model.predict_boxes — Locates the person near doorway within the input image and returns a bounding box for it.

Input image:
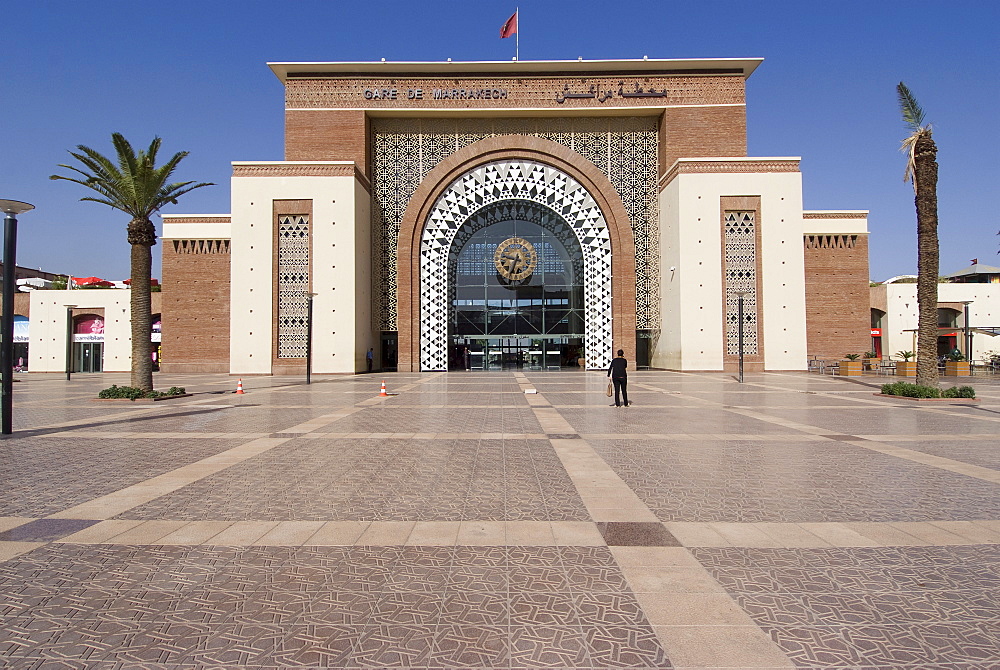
[366,347,374,373]
[463,346,471,370]
[607,349,630,407]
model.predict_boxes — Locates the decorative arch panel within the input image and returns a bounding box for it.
[419,160,612,370]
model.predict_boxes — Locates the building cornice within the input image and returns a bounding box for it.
[231,162,371,191]
[659,157,800,188]
[160,215,232,223]
[269,58,763,83]
[803,211,868,219]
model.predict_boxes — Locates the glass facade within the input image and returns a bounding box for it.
[449,216,584,370]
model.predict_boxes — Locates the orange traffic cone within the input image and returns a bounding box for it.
[379,380,388,397]
[235,378,246,395]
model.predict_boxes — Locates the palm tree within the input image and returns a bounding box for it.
[897,83,939,388]
[51,133,213,392]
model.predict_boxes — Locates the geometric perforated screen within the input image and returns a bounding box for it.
[419,160,613,371]
[723,211,759,356]
[371,116,659,333]
[277,214,309,358]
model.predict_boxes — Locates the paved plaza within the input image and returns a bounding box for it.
[1,369,999,669]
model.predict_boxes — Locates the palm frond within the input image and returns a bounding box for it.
[51,133,213,219]
[897,82,926,131]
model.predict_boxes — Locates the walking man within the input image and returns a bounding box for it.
[366,347,374,373]
[607,349,630,407]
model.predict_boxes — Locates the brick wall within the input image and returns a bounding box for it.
[803,234,871,358]
[660,105,747,173]
[285,110,369,177]
[161,239,231,373]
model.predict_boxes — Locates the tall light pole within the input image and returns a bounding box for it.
[735,291,748,384]
[961,300,973,362]
[65,305,77,381]
[0,199,34,435]
[305,292,317,384]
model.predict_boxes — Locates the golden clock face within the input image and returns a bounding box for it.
[494,237,538,281]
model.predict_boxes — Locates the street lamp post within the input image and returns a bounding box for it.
[735,291,749,384]
[305,293,317,384]
[65,305,77,381]
[0,199,34,435]
[961,301,973,362]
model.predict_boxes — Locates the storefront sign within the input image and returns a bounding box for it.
[870,328,881,336]
[13,316,28,343]
[74,317,104,343]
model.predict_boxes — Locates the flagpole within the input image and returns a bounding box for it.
[515,7,519,61]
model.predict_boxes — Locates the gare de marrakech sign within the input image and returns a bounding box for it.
[281,74,741,110]
[361,81,673,104]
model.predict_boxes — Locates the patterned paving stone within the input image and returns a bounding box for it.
[693,545,1000,668]
[117,438,590,522]
[589,437,1000,523]
[2,370,1000,668]
[0,437,246,517]
[0,543,667,668]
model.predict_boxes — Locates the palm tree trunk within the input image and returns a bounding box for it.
[914,133,939,387]
[129,219,155,392]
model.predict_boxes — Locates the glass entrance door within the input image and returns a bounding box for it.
[73,343,103,373]
[449,202,584,370]
[454,337,584,370]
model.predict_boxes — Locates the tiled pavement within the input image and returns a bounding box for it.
[1,370,999,668]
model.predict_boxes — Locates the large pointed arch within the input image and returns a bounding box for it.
[397,135,636,371]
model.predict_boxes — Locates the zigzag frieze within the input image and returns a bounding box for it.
[802,212,868,219]
[660,159,800,187]
[163,217,231,224]
[232,164,371,190]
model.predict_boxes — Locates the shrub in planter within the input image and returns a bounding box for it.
[98,385,186,401]
[942,385,976,399]
[880,382,977,399]
[880,382,941,398]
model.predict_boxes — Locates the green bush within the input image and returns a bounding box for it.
[942,386,976,399]
[98,385,146,400]
[880,382,976,399]
[98,385,186,401]
[880,382,940,398]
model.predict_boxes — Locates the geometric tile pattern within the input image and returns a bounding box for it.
[693,544,1000,667]
[588,437,1000,523]
[724,210,759,355]
[421,160,612,371]
[5,368,1000,668]
[276,214,310,358]
[117,437,591,521]
[371,116,659,333]
[0,544,669,668]
[0,436,246,517]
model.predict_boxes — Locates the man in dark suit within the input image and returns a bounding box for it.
[607,349,630,407]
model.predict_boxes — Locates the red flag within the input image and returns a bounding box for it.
[500,11,517,38]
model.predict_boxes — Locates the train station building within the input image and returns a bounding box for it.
[161,58,870,374]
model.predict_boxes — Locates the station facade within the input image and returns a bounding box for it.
[161,58,870,374]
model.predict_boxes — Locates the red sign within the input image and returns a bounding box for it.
[870,328,881,336]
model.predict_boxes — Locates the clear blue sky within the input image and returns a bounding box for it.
[2,0,996,282]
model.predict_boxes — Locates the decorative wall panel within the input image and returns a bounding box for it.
[420,160,612,371]
[277,215,310,358]
[371,117,659,332]
[723,211,759,355]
